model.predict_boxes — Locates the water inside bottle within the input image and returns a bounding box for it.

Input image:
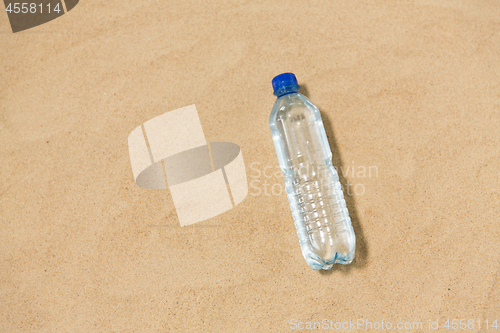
[271,92,355,269]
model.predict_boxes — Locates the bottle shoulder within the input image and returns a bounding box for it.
[269,93,320,126]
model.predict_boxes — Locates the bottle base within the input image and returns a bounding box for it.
[320,259,354,270]
[307,254,355,271]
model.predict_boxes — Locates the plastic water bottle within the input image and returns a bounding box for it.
[269,73,356,270]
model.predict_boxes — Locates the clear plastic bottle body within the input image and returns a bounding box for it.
[269,91,356,270]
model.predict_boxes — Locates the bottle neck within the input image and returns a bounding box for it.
[274,84,300,98]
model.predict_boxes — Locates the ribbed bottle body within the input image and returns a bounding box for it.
[269,92,355,270]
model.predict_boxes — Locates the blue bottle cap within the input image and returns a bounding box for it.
[272,73,299,94]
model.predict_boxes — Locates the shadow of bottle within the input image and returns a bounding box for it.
[300,85,369,274]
